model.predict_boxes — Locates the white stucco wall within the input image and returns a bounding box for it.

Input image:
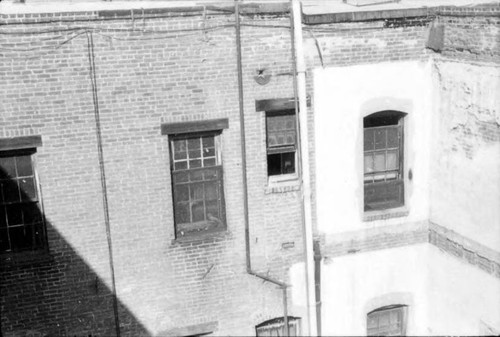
[430,61,500,251]
[318,244,500,336]
[313,60,433,235]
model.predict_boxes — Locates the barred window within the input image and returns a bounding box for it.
[0,149,46,253]
[364,111,405,211]
[266,109,297,177]
[367,305,408,336]
[170,132,225,238]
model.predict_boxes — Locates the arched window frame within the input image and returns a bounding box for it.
[367,304,408,336]
[363,110,407,212]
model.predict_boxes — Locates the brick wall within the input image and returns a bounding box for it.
[0,7,306,336]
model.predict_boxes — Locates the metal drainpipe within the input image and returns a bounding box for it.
[234,1,289,336]
[292,1,318,336]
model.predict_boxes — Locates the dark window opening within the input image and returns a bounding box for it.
[266,109,297,177]
[364,111,405,211]
[170,132,226,238]
[367,305,408,336]
[0,149,46,254]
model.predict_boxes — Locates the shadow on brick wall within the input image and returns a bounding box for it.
[0,165,150,337]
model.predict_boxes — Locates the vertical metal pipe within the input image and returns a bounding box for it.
[234,2,290,334]
[283,287,290,336]
[86,31,121,337]
[234,0,252,273]
[292,1,318,335]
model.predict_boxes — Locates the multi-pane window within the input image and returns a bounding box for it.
[256,317,301,337]
[266,109,297,177]
[170,132,225,238]
[0,149,45,253]
[364,111,405,211]
[367,305,408,336]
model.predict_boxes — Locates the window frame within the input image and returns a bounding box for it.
[0,136,47,255]
[265,109,298,183]
[255,316,301,337]
[363,111,406,213]
[162,119,228,240]
[367,305,408,336]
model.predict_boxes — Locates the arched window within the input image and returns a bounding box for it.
[255,316,301,337]
[367,305,408,336]
[363,111,406,211]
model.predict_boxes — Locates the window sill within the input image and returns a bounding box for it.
[171,229,230,246]
[0,249,54,269]
[363,207,409,222]
[265,177,301,194]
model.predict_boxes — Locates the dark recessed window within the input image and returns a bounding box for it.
[0,149,46,253]
[364,111,406,211]
[266,109,297,177]
[367,305,408,336]
[170,132,226,238]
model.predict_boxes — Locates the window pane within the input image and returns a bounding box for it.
[188,149,201,160]
[190,170,203,181]
[174,185,189,202]
[202,136,214,148]
[16,155,33,177]
[10,225,34,251]
[364,155,374,173]
[374,153,386,172]
[0,157,16,178]
[189,159,202,169]
[204,168,217,180]
[174,202,190,224]
[3,181,20,203]
[387,128,399,148]
[174,171,189,183]
[173,140,187,160]
[375,129,386,150]
[204,182,218,201]
[204,148,215,157]
[379,312,390,327]
[364,129,375,151]
[6,204,23,226]
[174,161,187,171]
[191,202,205,222]
[281,152,295,174]
[19,177,37,201]
[203,158,216,167]
[187,138,201,150]
[190,183,204,200]
[206,200,220,221]
[285,131,296,145]
[0,208,6,228]
[387,151,398,170]
[23,203,42,225]
[268,154,281,176]
[0,228,9,252]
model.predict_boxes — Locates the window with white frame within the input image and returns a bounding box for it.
[364,111,406,211]
[266,109,297,178]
